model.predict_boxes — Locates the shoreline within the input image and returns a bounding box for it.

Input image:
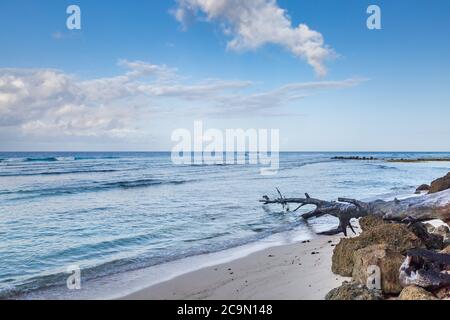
[14,189,432,300]
[16,223,327,300]
[120,233,352,300]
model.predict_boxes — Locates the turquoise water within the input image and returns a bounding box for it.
[0,152,449,298]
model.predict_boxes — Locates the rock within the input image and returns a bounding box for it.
[429,172,450,194]
[425,223,450,246]
[423,222,435,233]
[408,222,444,250]
[359,216,388,232]
[352,244,404,294]
[398,286,438,300]
[325,281,382,300]
[416,184,430,192]
[434,286,450,299]
[440,246,450,254]
[332,223,424,276]
[399,248,450,289]
[436,225,450,237]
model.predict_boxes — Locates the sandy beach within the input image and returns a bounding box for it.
[122,233,351,300]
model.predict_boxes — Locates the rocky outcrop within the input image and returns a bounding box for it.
[429,172,450,194]
[325,281,382,300]
[332,223,424,276]
[329,210,449,299]
[398,286,438,300]
[352,244,404,294]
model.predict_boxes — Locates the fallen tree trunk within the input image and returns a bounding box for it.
[260,189,450,236]
[399,248,450,289]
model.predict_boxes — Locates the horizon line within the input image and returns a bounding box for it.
[1,150,450,153]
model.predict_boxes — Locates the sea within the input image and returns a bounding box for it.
[0,151,449,299]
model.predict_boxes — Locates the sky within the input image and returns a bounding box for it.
[0,0,449,151]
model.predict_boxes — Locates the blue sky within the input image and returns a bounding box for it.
[0,0,449,151]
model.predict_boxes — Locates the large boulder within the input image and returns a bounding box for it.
[325,281,382,300]
[429,172,450,194]
[332,223,424,276]
[398,286,437,300]
[359,216,388,232]
[352,244,404,294]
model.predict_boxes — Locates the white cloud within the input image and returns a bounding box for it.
[203,78,366,116]
[173,0,334,76]
[0,60,364,143]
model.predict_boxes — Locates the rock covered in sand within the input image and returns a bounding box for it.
[398,286,438,300]
[325,281,382,300]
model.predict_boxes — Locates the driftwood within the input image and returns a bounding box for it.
[260,188,450,236]
[399,248,450,289]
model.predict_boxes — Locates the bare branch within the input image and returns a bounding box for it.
[260,189,450,236]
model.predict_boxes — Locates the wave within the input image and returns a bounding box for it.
[4,178,194,200]
[368,164,399,170]
[102,178,188,189]
[74,156,120,161]
[0,156,120,163]
[0,157,72,163]
[0,219,307,299]
[0,169,119,177]
[390,185,416,191]
[25,157,61,162]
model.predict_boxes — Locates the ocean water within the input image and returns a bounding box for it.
[0,152,449,299]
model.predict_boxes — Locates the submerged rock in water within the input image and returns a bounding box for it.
[429,172,450,194]
[352,244,404,294]
[398,286,438,300]
[325,281,382,300]
[332,223,423,276]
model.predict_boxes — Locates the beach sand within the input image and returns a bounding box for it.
[121,233,351,300]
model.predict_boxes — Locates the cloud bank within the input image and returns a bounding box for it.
[173,0,334,76]
[0,60,364,145]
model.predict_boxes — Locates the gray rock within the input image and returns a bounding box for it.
[325,281,382,300]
